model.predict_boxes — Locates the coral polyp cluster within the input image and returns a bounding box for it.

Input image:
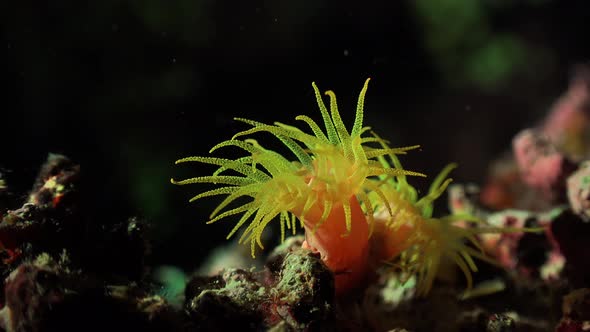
[365,136,497,295]
[172,79,422,256]
[172,79,502,295]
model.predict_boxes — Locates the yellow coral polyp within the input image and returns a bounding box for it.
[172,144,307,257]
[367,134,499,295]
[171,78,424,259]
[401,215,495,296]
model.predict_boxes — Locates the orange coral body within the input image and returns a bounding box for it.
[299,196,369,294]
[371,221,414,264]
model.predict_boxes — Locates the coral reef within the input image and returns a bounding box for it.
[3,69,590,331]
[175,71,590,331]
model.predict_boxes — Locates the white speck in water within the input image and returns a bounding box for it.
[273,18,278,23]
[172,58,177,63]
[343,49,349,56]
[111,23,119,32]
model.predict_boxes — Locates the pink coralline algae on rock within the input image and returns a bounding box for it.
[449,184,566,281]
[513,129,575,201]
[480,67,590,212]
[542,66,590,159]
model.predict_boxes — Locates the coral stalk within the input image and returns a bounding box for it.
[300,196,369,293]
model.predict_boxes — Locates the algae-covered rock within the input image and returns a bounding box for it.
[184,243,336,331]
[268,248,334,331]
[185,268,266,331]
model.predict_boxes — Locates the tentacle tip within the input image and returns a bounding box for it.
[170,178,178,184]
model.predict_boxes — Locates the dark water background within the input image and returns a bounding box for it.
[2,1,589,270]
